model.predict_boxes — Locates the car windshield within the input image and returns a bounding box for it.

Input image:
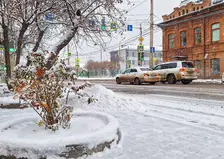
[140,68,150,71]
[182,62,194,68]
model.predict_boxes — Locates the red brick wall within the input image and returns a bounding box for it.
[162,3,224,78]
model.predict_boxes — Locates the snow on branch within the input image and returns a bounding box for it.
[9,51,92,132]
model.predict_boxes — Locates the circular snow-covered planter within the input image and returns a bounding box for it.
[0,110,121,159]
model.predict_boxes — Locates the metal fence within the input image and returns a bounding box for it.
[77,70,121,78]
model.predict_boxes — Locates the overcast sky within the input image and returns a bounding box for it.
[69,0,181,65]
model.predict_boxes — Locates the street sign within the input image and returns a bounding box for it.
[139,36,144,42]
[138,44,144,52]
[45,13,54,22]
[150,47,155,53]
[127,25,133,31]
[110,22,118,31]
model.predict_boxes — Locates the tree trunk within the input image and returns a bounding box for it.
[46,27,78,69]
[33,30,44,52]
[26,30,45,66]
[2,19,11,79]
[16,22,29,65]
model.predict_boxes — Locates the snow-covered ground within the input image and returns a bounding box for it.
[1,84,224,158]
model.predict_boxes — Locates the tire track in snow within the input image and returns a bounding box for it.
[120,94,224,135]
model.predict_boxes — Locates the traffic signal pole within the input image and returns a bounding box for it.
[140,23,143,66]
[149,0,154,69]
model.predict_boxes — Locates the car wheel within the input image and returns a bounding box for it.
[181,80,192,85]
[130,82,134,85]
[150,82,156,85]
[134,78,141,85]
[167,74,176,84]
[116,78,121,84]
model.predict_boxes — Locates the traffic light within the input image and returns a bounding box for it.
[101,18,106,30]
[89,19,96,28]
[110,22,118,31]
[141,52,144,61]
[138,52,141,64]
[127,59,131,68]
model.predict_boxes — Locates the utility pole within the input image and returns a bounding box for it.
[140,23,143,66]
[100,46,103,62]
[149,0,154,69]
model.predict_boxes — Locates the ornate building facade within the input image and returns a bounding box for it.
[159,0,224,78]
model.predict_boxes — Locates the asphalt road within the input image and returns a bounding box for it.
[77,80,224,101]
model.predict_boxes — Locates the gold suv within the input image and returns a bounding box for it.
[153,61,198,84]
[116,67,161,85]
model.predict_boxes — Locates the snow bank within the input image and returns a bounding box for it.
[78,77,114,81]
[193,79,222,84]
[0,109,121,159]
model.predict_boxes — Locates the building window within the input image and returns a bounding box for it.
[179,12,181,16]
[132,60,135,65]
[168,34,174,49]
[182,10,185,15]
[186,9,189,14]
[194,27,202,44]
[197,7,199,10]
[212,23,220,42]
[211,58,220,75]
[201,6,203,9]
[180,31,187,47]
[193,7,195,11]
[132,52,136,57]
[173,15,175,18]
[195,60,201,69]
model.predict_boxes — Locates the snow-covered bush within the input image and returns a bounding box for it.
[9,52,85,131]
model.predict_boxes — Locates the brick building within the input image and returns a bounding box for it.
[158,0,224,78]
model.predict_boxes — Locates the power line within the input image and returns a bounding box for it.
[79,27,162,57]
[126,0,148,13]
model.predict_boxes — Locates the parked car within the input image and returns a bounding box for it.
[152,61,198,84]
[116,67,161,85]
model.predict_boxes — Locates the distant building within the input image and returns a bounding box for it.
[158,0,224,78]
[110,47,162,72]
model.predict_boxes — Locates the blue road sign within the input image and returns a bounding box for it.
[150,47,155,53]
[127,25,133,31]
[45,13,54,21]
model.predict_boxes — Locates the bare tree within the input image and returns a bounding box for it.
[46,0,127,69]
[1,0,129,76]
[0,0,14,78]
